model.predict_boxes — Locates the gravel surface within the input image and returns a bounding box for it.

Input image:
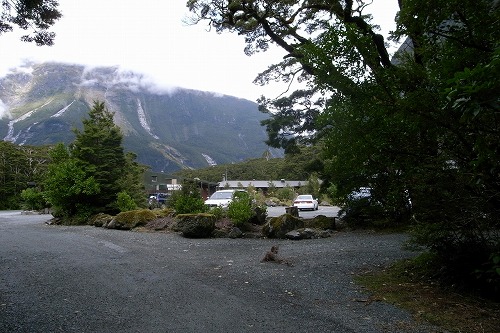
[0,211,443,333]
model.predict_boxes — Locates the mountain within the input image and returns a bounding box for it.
[0,62,281,173]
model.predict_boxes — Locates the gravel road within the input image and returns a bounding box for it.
[0,211,442,333]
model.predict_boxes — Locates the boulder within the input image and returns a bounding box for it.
[89,213,113,227]
[285,228,332,240]
[176,213,216,238]
[262,214,304,239]
[249,206,268,225]
[228,227,243,239]
[110,209,157,230]
[304,215,336,230]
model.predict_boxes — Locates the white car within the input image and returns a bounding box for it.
[204,189,242,208]
[293,194,319,211]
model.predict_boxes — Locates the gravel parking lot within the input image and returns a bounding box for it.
[0,211,441,333]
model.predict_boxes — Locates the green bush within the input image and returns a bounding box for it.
[208,206,226,220]
[116,191,137,212]
[168,180,206,214]
[172,195,206,214]
[275,187,296,201]
[227,191,253,226]
[20,188,46,211]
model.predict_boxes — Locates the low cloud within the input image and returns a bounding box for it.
[0,99,11,119]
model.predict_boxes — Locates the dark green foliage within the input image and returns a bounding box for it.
[0,141,50,209]
[43,143,100,220]
[188,0,500,297]
[71,101,127,214]
[42,102,145,222]
[0,0,61,45]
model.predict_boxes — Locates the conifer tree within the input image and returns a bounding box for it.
[71,101,127,214]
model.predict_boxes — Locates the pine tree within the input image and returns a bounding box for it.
[71,101,127,214]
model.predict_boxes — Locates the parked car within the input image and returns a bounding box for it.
[293,194,319,211]
[204,189,244,208]
[148,193,170,208]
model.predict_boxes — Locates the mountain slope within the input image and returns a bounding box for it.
[0,62,280,172]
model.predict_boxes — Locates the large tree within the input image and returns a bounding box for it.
[0,0,61,45]
[44,101,146,221]
[187,0,500,296]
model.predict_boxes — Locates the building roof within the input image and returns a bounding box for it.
[218,180,307,189]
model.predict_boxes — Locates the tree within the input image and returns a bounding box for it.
[71,101,128,214]
[0,141,50,209]
[43,143,99,219]
[43,101,146,221]
[187,0,500,296]
[0,0,61,45]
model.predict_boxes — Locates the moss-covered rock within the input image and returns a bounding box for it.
[304,215,336,230]
[112,209,158,230]
[89,213,114,227]
[262,214,304,239]
[176,213,216,238]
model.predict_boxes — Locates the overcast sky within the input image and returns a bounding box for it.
[0,1,399,101]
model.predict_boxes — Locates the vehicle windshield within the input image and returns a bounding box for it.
[296,195,313,200]
[209,192,233,200]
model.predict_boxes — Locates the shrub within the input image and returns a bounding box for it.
[168,180,206,214]
[227,191,253,226]
[208,206,226,220]
[275,187,296,201]
[116,191,137,212]
[20,188,46,211]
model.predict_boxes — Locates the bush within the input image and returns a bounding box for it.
[20,188,46,211]
[168,181,206,214]
[338,197,386,229]
[227,191,253,226]
[275,187,296,201]
[116,191,137,212]
[208,206,226,220]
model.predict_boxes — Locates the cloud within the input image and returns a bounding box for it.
[0,98,11,119]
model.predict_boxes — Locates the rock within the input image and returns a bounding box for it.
[249,206,267,225]
[89,213,113,227]
[228,227,243,239]
[262,214,304,238]
[305,215,336,230]
[176,213,216,238]
[285,228,332,240]
[111,209,157,230]
[284,230,302,240]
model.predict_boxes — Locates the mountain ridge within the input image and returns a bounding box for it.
[0,62,280,173]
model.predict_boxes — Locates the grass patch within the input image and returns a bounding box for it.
[355,259,500,333]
